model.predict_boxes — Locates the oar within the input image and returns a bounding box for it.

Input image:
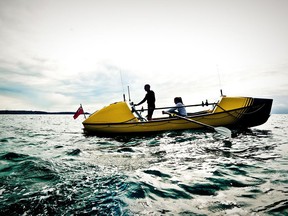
[164,111,232,138]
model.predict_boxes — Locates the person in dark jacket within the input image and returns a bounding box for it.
[135,84,156,120]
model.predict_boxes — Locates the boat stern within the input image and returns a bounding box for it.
[213,96,273,128]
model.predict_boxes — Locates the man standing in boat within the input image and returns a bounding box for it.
[135,84,156,120]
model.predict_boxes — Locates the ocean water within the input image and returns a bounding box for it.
[0,114,287,216]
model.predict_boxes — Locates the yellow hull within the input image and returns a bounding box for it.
[83,96,273,135]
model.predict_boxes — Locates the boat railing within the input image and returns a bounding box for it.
[133,102,217,112]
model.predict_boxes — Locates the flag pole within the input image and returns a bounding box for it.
[81,104,86,119]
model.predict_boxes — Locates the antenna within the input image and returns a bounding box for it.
[128,86,131,102]
[217,64,223,96]
[119,70,126,101]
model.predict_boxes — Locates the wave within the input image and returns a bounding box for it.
[0,115,287,215]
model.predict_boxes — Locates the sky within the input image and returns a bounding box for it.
[0,0,287,114]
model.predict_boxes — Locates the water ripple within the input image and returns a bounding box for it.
[0,114,287,215]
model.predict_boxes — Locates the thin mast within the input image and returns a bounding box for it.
[217,64,223,96]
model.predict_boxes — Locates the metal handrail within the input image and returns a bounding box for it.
[132,102,217,112]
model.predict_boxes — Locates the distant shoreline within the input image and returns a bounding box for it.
[0,110,90,115]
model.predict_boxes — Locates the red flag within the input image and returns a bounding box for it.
[73,106,84,119]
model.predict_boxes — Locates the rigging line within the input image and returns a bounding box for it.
[215,104,239,120]
[215,103,266,119]
[236,104,266,115]
[119,70,124,93]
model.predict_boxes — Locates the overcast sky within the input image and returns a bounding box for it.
[0,0,287,114]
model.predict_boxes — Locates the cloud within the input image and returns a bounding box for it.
[0,58,140,111]
[2,52,287,114]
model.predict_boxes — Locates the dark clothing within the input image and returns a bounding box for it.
[138,90,155,107]
[147,104,155,120]
[137,90,155,120]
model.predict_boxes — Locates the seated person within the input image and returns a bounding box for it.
[164,97,187,116]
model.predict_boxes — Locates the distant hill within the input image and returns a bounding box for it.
[0,110,89,115]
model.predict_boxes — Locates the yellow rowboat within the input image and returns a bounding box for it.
[82,96,273,136]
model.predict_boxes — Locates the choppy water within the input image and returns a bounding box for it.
[0,114,287,215]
